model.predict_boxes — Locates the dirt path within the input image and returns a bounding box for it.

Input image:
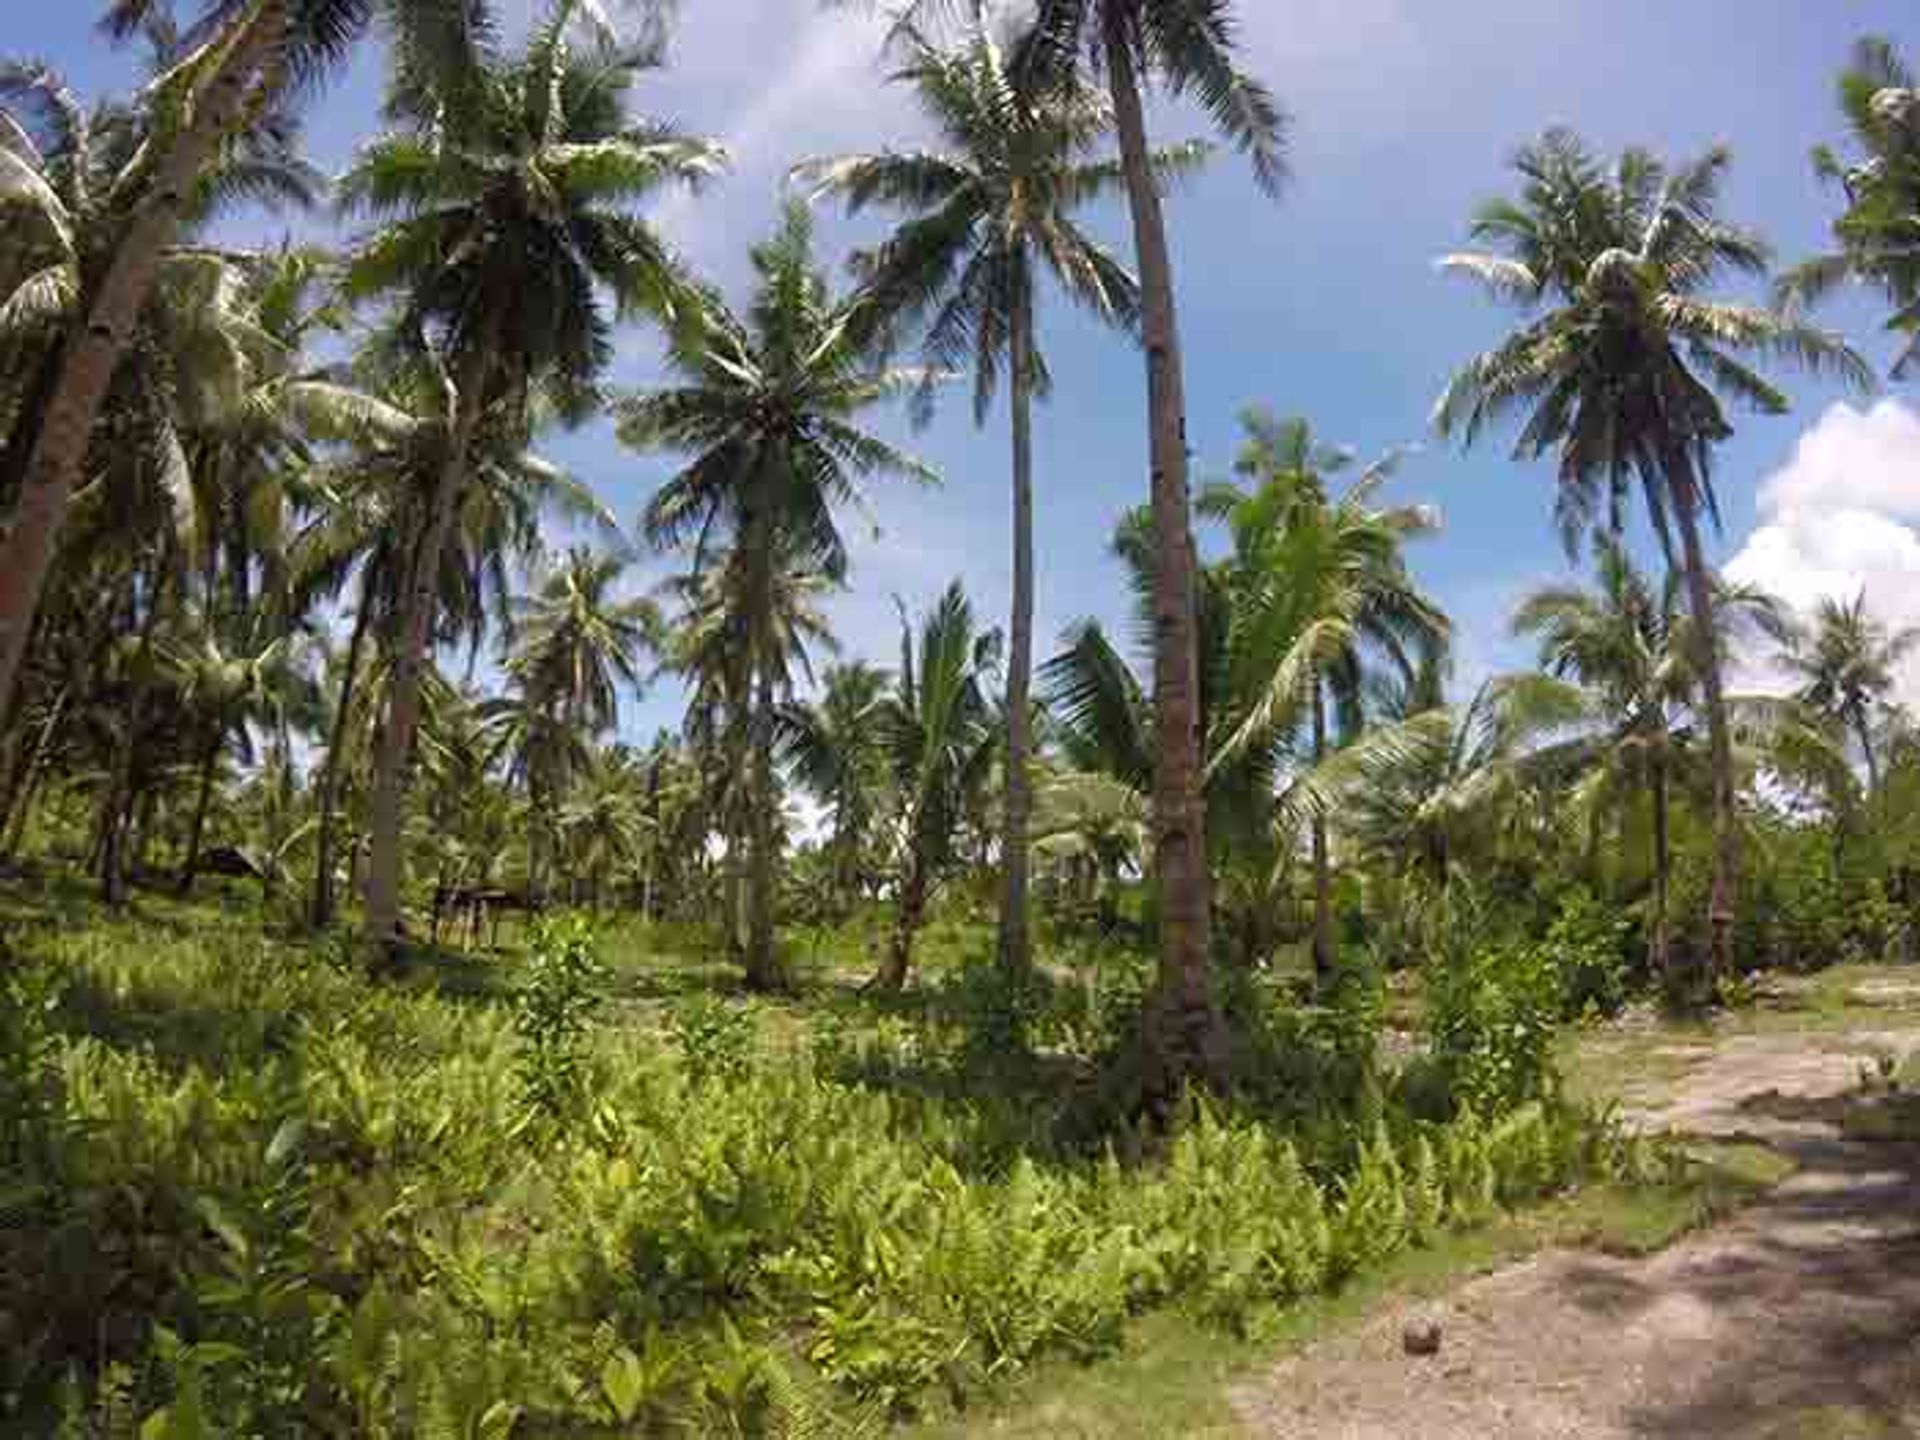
[1232,1015,1920,1439]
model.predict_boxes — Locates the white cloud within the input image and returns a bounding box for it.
[645,4,911,268]
[1725,399,1920,706]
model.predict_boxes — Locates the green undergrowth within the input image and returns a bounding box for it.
[905,1138,1791,1439]
[2,896,1702,1436]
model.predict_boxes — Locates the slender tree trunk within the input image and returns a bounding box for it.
[178,730,222,894]
[1856,709,1881,798]
[996,270,1038,979]
[310,568,375,928]
[0,3,288,720]
[1649,747,1671,976]
[877,846,928,992]
[364,339,494,948]
[528,775,550,903]
[102,551,175,907]
[1670,463,1737,991]
[0,685,63,853]
[3,766,45,861]
[744,669,780,991]
[1311,685,1336,989]
[1104,21,1224,1099]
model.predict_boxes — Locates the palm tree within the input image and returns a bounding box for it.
[1200,411,1447,986]
[658,538,840,981]
[1780,38,1920,376]
[1781,591,1919,797]
[506,546,658,750]
[1512,542,1786,971]
[621,202,935,989]
[493,546,657,895]
[0,0,464,719]
[797,19,1176,979]
[340,4,720,947]
[1014,0,1284,1091]
[168,615,324,892]
[863,0,1283,1086]
[874,581,1001,990]
[779,660,892,916]
[1435,130,1870,987]
[293,355,609,928]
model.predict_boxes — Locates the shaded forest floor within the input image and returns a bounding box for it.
[1230,967,1920,1439]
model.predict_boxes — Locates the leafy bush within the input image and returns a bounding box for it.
[667,995,757,1085]
[513,915,604,1119]
[1546,888,1632,1019]
[6,899,1659,1432]
[1425,939,1562,1116]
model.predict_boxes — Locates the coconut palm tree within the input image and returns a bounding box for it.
[868,0,1284,1086]
[621,202,935,988]
[778,660,892,916]
[873,581,1001,991]
[1780,591,1920,796]
[1512,541,1787,972]
[494,546,657,894]
[1435,129,1870,988]
[1780,38,1920,376]
[1200,411,1447,986]
[294,363,611,929]
[339,3,720,947]
[0,0,464,719]
[507,546,659,740]
[656,536,840,983]
[797,19,1186,979]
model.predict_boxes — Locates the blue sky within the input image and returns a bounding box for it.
[23,2,1920,737]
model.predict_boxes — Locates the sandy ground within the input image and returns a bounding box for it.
[1231,1021,1920,1439]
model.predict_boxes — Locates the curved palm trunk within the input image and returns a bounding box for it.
[1104,21,1224,1096]
[1649,746,1672,977]
[0,4,288,720]
[995,272,1037,979]
[1670,463,1737,991]
[1311,686,1336,989]
[364,341,493,948]
[0,688,66,860]
[310,568,376,928]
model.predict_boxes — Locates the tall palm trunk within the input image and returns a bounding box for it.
[996,268,1037,979]
[0,3,288,720]
[1310,685,1335,988]
[1855,707,1881,798]
[102,550,176,907]
[1669,458,1737,990]
[364,340,493,947]
[1104,20,1224,1095]
[744,669,781,990]
[878,844,928,992]
[179,729,223,893]
[310,567,376,928]
[1648,745,1671,976]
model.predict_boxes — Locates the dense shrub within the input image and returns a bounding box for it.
[1425,938,1562,1116]
[7,903,1654,1434]
[512,915,605,1119]
[1546,888,1632,1019]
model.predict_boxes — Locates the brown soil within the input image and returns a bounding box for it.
[1231,1025,1920,1438]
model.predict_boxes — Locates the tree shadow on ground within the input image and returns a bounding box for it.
[1547,1124,1920,1437]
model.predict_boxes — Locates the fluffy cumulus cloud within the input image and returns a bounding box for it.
[1725,400,1920,705]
